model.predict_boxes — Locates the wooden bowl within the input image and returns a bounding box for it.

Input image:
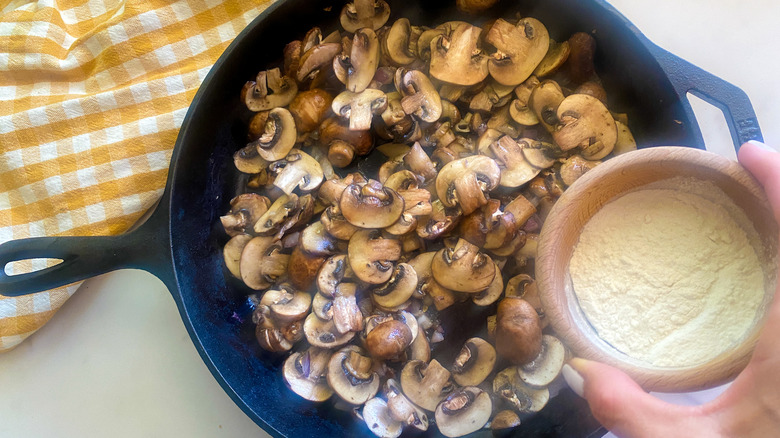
[536,146,778,392]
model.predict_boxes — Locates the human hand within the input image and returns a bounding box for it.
[560,141,780,438]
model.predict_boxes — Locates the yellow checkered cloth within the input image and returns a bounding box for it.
[0,0,277,352]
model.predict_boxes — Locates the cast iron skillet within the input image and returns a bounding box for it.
[0,0,763,436]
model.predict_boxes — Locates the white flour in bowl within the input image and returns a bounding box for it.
[569,178,765,367]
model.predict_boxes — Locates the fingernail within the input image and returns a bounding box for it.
[562,363,585,398]
[747,140,776,152]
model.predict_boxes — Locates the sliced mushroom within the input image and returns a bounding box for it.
[451,337,496,386]
[416,199,461,241]
[489,135,541,188]
[242,68,298,112]
[327,345,380,405]
[287,245,327,291]
[372,263,418,308]
[552,93,617,157]
[432,238,495,293]
[299,220,340,256]
[533,39,570,78]
[434,387,492,438]
[385,379,429,431]
[332,293,364,334]
[296,42,341,84]
[332,89,388,131]
[283,347,333,402]
[517,335,566,387]
[529,79,565,133]
[486,18,549,86]
[233,143,269,174]
[304,312,356,348]
[396,69,442,123]
[321,205,360,240]
[336,28,380,93]
[403,142,438,184]
[430,22,489,86]
[559,154,600,187]
[493,367,549,413]
[399,359,453,411]
[613,120,637,155]
[520,138,557,170]
[260,284,312,322]
[495,297,542,365]
[435,155,501,215]
[384,18,417,66]
[317,254,353,298]
[348,229,402,284]
[491,410,522,430]
[288,89,333,132]
[340,180,404,229]
[340,0,391,33]
[252,107,297,161]
[239,236,289,290]
[253,193,307,237]
[313,291,334,321]
[255,307,298,352]
[407,325,431,363]
[509,76,541,126]
[362,397,403,438]
[472,261,503,306]
[223,234,252,278]
[220,193,270,236]
[270,149,324,195]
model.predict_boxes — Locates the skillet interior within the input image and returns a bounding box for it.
[166,0,696,436]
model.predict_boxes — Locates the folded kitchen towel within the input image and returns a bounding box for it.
[0,0,277,352]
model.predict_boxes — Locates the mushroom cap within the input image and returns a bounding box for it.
[283,348,334,402]
[254,107,297,162]
[559,154,600,186]
[434,386,492,438]
[362,397,403,438]
[340,0,391,33]
[242,68,298,112]
[495,297,542,365]
[223,233,252,279]
[365,319,413,360]
[239,236,288,290]
[516,334,566,387]
[450,337,497,386]
[533,39,571,77]
[270,149,324,195]
[552,93,617,156]
[435,155,501,214]
[430,22,489,86]
[303,313,356,348]
[286,244,326,291]
[399,359,453,411]
[431,238,496,293]
[327,345,380,405]
[288,88,333,133]
[486,18,550,86]
[348,230,402,284]
[340,181,404,229]
[371,263,418,308]
[491,409,522,430]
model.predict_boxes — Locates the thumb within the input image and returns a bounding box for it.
[562,358,717,438]
[737,141,780,221]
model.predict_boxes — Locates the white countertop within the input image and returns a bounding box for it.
[2,1,778,437]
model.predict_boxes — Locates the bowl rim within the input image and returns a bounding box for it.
[536,146,778,392]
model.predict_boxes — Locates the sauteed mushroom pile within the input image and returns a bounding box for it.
[221,0,636,436]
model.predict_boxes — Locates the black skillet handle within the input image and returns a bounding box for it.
[0,195,174,297]
[648,43,763,151]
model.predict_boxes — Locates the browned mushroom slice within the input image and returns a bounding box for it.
[340,180,404,229]
[296,42,341,83]
[327,345,380,405]
[299,220,340,256]
[283,347,333,402]
[340,0,390,33]
[489,135,541,188]
[287,245,327,291]
[508,75,541,126]
[403,142,437,184]
[251,107,297,162]
[416,199,461,241]
[253,193,298,235]
[373,263,417,308]
[431,238,495,293]
[288,89,333,133]
[269,149,324,195]
[379,92,408,128]
[304,313,355,348]
[529,79,565,133]
[336,28,380,93]
[456,0,498,14]
[559,154,600,186]
[495,297,542,365]
[435,155,501,215]
[239,236,289,290]
[429,22,489,86]
[332,290,363,334]
[552,93,617,157]
[260,284,312,322]
[434,387,492,438]
[233,142,269,174]
[416,28,443,62]
[332,89,388,131]
[384,18,417,65]
[400,359,454,411]
[321,205,360,240]
[517,334,566,387]
[491,410,522,430]
[319,117,374,168]
[396,69,442,123]
[520,138,557,170]
[223,234,252,278]
[220,193,270,236]
[242,68,298,112]
[385,379,429,431]
[451,337,496,386]
[472,261,503,306]
[362,397,403,438]
[486,18,549,86]
[348,229,401,284]
[533,39,571,78]
[493,367,549,413]
[317,254,354,298]
[407,325,431,363]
